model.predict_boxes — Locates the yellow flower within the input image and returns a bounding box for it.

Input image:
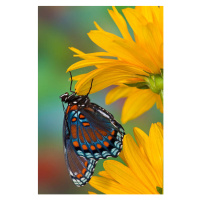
[88,122,163,194]
[67,6,163,123]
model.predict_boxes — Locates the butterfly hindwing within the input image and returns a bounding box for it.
[66,103,125,160]
[63,136,96,187]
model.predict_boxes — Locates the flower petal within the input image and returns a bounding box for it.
[118,150,128,166]
[108,6,134,42]
[105,85,132,105]
[67,59,117,72]
[98,171,114,180]
[71,73,86,81]
[121,89,157,123]
[73,52,115,58]
[88,191,97,194]
[123,8,162,73]
[88,30,154,72]
[133,127,149,159]
[74,65,147,95]
[147,123,163,186]
[103,160,152,194]
[156,94,163,113]
[89,176,134,194]
[137,23,163,70]
[134,125,163,187]
[69,46,115,59]
[123,134,160,193]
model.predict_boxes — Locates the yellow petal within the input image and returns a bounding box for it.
[105,85,132,105]
[69,47,85,55]
[74,65,147,95]
[67,59,117,72]
[71,73,86,81]
[156,94,163,113]
[123,134,159,193]
[133,126,162,187]
[133,127,149,159]
[69,47,115,59]
[108,6,133,42]
[147,123,163,186]
[73,52,114,58]
[118,150,128,166]
[122,8,162,73]
[135,23,163,70]
[88,30,154,72]
[113,39,156,73]
[122,8,148,42]
[135,6,154,23]
[89,176,134,194]
[156,122,163,138]
[103,160,152,194]
[98,171,114,180]
[121,89,157,123]
[88,191,97,194]
[94,21,104,31]
[150,6,163,34]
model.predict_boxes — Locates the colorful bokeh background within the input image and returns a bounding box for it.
[38,6,163,194]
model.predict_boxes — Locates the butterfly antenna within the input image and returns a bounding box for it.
[87,79,94,96]
[69,71,73,92]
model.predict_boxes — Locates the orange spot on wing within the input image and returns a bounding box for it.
[87,129,97,142]
[97,144,102,149]
[77,174,83,179]
[70,105,78,110]
[82,168,87,175]
[79,114,85,119]
[72,117,77,122]
[66,106,70,114]
[73,141,79,147]
[97,128,107,136]
[84,161,88,167]
[108,136,112,140]
[103,141,109,147]
[95,131,103,140]
[111,130,115,135]
[78,127,84,143]
[82,144,88,150]
[71,125,77,139]
[82,122,90,127]
[90,145,96,150]
[82,129,91,143]
[85,107,94,112]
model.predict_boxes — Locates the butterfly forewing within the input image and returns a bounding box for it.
[66,103,125,160]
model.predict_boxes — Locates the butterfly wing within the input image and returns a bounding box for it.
[67,103,125,160]
[63,116,96,187]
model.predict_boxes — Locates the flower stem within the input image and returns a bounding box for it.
[160,90,163,105]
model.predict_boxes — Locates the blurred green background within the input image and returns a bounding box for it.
[38,6,163,194]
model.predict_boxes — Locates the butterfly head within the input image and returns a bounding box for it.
[60,92,75,103]
[60,92,90,106]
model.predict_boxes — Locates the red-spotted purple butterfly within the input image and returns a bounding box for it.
[60,72,125,187]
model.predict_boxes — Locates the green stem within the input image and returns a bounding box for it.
[160,90,163,105]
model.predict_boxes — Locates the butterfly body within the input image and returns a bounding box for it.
[61,91,125,187]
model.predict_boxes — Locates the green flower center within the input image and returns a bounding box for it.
[144,73,163,94]
[124,69,163,104]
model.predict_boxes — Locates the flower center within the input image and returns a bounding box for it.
[144,72,163,94]
[123,69,163,104]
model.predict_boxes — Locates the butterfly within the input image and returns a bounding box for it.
[60,72,125,187]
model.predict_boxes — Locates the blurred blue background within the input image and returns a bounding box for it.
[38,6,163,194]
